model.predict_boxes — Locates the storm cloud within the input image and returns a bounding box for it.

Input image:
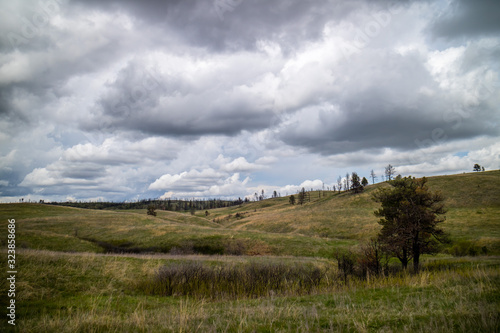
[1,0,499,202]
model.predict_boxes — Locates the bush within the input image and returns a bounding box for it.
[143,261,332,299]
[147,205,157,216]
[334,250,357,284]
[447,240,487,257]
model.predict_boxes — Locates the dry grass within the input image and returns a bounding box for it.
[0,250,498,332]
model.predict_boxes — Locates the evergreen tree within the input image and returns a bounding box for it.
[351,172,364,193]
[147,205,157,217]
[362,177,369,187]
[297,187,306,205]
[372,176,448,272]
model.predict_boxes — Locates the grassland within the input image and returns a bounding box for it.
[0,170,499,331]
[0,250,498,332]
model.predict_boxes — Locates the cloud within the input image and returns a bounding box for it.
[430,0,500,40]
[16,136,179,199]
[153,170,250,199]
[278,179,325,196]
[219,156,266,173]
[1,0,499,202]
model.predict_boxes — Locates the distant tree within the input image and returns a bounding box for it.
[370,169,377,184]
[351,172,364,193]
[337,176,343,193]
[473,164,481,172]
[297,187,306,205]
[373,176,448,272]
[147,205,157,217]
[345,173,350,192]
[385,164,396,181]
[289,195,296,205]
[482,166,485,172]
[362,177,369,187]
[273,190,278,198]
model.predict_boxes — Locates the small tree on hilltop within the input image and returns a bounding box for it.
[362,177,369,187]
[473,164,481,172]
[289,195,296,205]
[385,164,396,181]
[345,173,350,192]
[147,205,157,217]
[370,169,376,184]
[297,187,306,205]
[351,172,364,193]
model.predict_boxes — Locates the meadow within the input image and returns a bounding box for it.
[0,170,499,332]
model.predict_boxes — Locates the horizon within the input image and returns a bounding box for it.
[1,0,499,203]
[3,168,495,204]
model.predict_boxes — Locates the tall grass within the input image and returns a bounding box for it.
[141,261,333,299]
[3,250,498,332]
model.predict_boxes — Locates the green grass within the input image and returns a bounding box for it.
[0,170,499,331]
[0,203,352,258]
[0,250,498,332]
[2,170,498,256]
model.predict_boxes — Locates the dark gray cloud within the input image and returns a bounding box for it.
[277,47,500,155]
[1,0,499,202]
[431,0,500,40]
[84,58,277,137]
[69,0,412,53]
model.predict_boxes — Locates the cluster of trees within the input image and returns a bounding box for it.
[473,164,486,172]
[253,190,281,201]
[290,187,308,205]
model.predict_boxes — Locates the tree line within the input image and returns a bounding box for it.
[49,198,244,212]
[288,164,400,205]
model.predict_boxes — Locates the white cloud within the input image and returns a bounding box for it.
[156,172,250,199]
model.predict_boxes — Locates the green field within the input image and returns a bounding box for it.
[0,171,499,331]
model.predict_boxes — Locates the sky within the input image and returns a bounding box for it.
[1,0,499,202]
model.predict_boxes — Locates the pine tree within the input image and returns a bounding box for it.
[351,172,364,193]
[373,176,448,272]
[362,177,369,187]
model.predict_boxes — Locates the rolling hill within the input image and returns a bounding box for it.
[1,170,499,256]
[1,170,499,332]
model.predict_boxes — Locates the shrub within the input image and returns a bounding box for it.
[147,205,157,216]
[447,240,487,257]
[143,261,332,299]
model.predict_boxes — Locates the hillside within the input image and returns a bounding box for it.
[1,171,499,332]
[1,170,499,256]
[206,170,500,252]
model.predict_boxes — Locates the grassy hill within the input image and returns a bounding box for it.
[1,170,499,332]
[1,170,499,257]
